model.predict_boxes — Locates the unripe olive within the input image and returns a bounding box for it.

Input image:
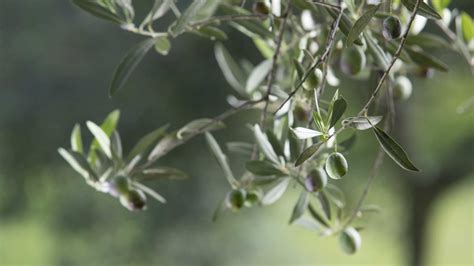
[340,46,366,76]
[393,76,412,101]
[226,189,247,210]
[339,227,362,255]
[293,104,310,122]
[108,175,130,197]
[325,152,348,179]
[382,16,402,40]
[252,1,270,15]
[303,68,323,91]
[304,168,328,192]
[245,189,262,207]
[120,189,147,211]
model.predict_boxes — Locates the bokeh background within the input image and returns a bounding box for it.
[0,0,473,265]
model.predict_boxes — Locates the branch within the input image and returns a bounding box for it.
[358,0,423,116]
[190,14,268,29]
[273,5,343,114]
[260,6,292,128]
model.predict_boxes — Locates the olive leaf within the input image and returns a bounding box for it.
[346,4,381,46]
[245,160,284,176]
[261,177,290,205]
[205,132,239,188]
[431,0,451,13]
[405,47,448,71]
[86,121,112,158]
[127,124,169,160]
[147,133,181,161]
[245,59,272,93]
[58,148,97,181]
[406,33,451,49]
[194,26,228,41]
[365,32,390,70]
[401,0,442,20]
[140,0,171,27]
[176,118,225,140]
[168,0,206,36]
[72,0,124,24]
[110,131,123,159]
[326,7,363,45]
[140,167,188,180]
[265,130,285,158]
[226,142,253,156]
[372,126,420,172]
[214,43,247,95]
[219,3,273,39]
[318,192,332,220]
[308,203,330,227]
[109,38,156,96]
[87,110,120,163]
[461,12,474,42]
[342,116,383,130]
[290,127,324,139]
[253,124,280,164]
[289,191,309,224]
[295,142,324,167]
[70,124,83,154]
[328,97,347,129]
[154,36,171,55]
[132,182,166,203]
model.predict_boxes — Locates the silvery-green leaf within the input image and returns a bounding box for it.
[245,59,272,93]
[205,133,239,187]
[254,124,280,164]
[116,0,134,21]
[372,126,420,172]
[86,121,112,158]
[147,133,181,161]
[295,142,324,167]
[289,191,309,224]
[342,116,383,130]
[325,7,363,45]
[169,0,206,36]
[265,129,285,158]
[141,167,188,180]
[329,97,347,129]
[109,38,156,96]
[308,203,330,227]
[88,111,120,164]
[346,4,381,46]
[365,32,389,70]
[154,36,171,55]
[214,43,247,95]
[401,0,442,20]
[405,47,448,71]
[110,131,123,159]
[141,0,171,27]
[176,118,224,140]
[290,127,323,139]
[194,26,228,41]
[245,160,284,176]
[70,124,83,154]
[219,4,273,39]
[72,0,124,24]
[132,182,166,203]
[128,124,169,160]
[58,148,97,180]
[318,192,331,220]
[261,178,290,205]
[226,142,253,156]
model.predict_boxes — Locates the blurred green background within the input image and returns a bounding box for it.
[0,0,473,265]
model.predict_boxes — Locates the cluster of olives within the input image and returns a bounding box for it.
[225,188,262,211]
[304,152,348,192]
[108,175,147,211]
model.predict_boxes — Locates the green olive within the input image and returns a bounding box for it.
[393,76,412,101]
[303,68,323,90]
[293,103,310,122]
[108,175,130,197]
[340,46,366,76]
[226,189,247,210]
[382,16,402,40]
[304,168,328,192]
[252,1,270,15]
[245,189,262,207]
[120,189,147,211]
[339,227,361,254]
[325,152,348,179]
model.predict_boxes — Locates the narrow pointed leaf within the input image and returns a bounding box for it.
[342,116,383,130]
[245,160,284,176]
[329,98,347,129]
[141,167,188,180]
[254,125,280,164]
[58,148,97,180]
[289,191,309,224]
[346,4,381,46]
[308,203,330,227]
[132,182,166,203]
[401,0,442,20]
[245,59,272,93]
[291,127,323,139]
[372,126,420,171]
[109,38,156,96]
[86,121,112,158]
[205,133,239,187]
[72,0,124,24]
[70,124,83,154]
[214,43,247,95]
[128,124,169,160]
[295,142,324,167]
[176,118,224,140]
[261,178,290,205]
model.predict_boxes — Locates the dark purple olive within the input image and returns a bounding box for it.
[120,189,147,211]
[383,16,402,40]
[304,168,328,192]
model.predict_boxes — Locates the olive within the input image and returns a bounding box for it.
[303,68,323,91]
[293,103,310,122]
[245,189,262,207]
[304,168,328,192]
[382,16,402,40]
[339,227,361,254]
[225,189,247,210]
[340,46,366,76]
[120,189,147,211]
[325,152,348,179]
[108,175,130,197]
[393,76,412,101]
[252,1,270,15]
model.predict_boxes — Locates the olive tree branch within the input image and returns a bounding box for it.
[273,5,343,115]
[358,0,423,116]
[191,14,268,28]
[260,5,292,128]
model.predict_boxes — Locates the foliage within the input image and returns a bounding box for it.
[59,0,474,255]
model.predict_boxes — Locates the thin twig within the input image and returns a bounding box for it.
[260,6,292,128]
[273,5,343,115]
[191,14,268,28]
[358,0,423,116]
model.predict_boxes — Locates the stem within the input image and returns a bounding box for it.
[274,5,343,115]
[261,5,292,128]
[358,0,423,116]
[191,14,267,28]
[122,24,168,38]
